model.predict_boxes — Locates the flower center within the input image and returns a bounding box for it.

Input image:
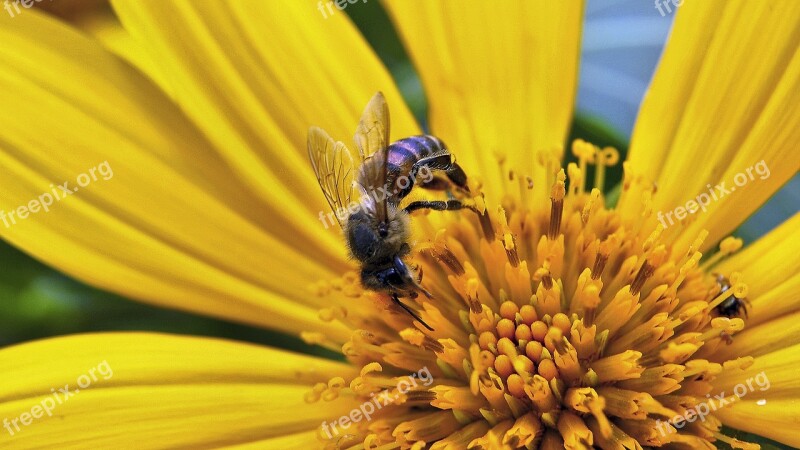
[305,140,758,450]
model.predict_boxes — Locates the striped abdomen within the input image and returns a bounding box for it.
[386,135,446,200]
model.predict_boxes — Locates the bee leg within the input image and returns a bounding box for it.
[444,162,469,192]
[394,255,432,299]
[404,199,479,216]
[417,176,452,191]
[413,154,470,192]
[391,293,434,331]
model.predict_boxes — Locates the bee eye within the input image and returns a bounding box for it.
[378,223,389,238]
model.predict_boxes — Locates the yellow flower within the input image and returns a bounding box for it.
[1,1,799,449]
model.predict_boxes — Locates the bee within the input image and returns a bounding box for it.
[307,92,473,331]
[713,273,750,318]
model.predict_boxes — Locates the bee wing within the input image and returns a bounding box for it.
[354,91,390,160]
[307,126,359,229]
[354,92,390,224]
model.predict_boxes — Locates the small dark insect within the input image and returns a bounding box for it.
[713,273,750,318]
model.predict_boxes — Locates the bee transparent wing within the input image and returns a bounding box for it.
[354,91,390,160]
[354,92,390,224]
[307,126,358,229]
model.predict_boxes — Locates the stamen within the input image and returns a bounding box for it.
[590,351,643,383]
[581,188,601,224]
[476,195,496,242]
[567,162,582,197]
[497,207,521,268]
[700,236,744,271]
[706,275,748,312]
[548,170,566,240]
[504,413,543,447]
[300,331,344,353]
[680,230,709,267]
[557,411,593,448]
[698,317,744,343]
[524,374,558,411]
[542,273,553,290]
[630,261,655,295]
[400,328,445,353]
[591,252,608,281]
[712,431,760,450]
[571,139,595,194]
[423,244,465,276]
[593,146,619,192]
[466,278,483,313]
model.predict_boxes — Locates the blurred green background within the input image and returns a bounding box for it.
[0,1,796,448]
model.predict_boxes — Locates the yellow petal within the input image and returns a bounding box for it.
[0,333,357,449]
[628,1,800,251]
[0,11,346,336]
[715,399,800,448]
[220,431,320,449]
[711,343,800,447]
[385,0,585,203]
[713,311,800,362]
[715,212,800,326]
[76,10,174,97]
[110,0,420,238]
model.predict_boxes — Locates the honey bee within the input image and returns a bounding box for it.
[713,273,750,318]
[307,92,473,330]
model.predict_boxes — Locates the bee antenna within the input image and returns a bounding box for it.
[392,295,434,331]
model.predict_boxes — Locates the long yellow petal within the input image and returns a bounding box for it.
[76,10,174,97]
[713,311,800,362]
[0,11,347,336]
[715,399,800,448]
[385,0,584,203]
[628,1,800,251]
[710,343,800,447]
[220,431,321,449]
[715,212,800,327]
[0,333,357,449]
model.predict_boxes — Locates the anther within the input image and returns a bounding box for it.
[630,261,655,295]
[426,245,465,276]
[700,236,744,271]
[591,253,608,281]
[548,170,566,240]
[476,194,496,242]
